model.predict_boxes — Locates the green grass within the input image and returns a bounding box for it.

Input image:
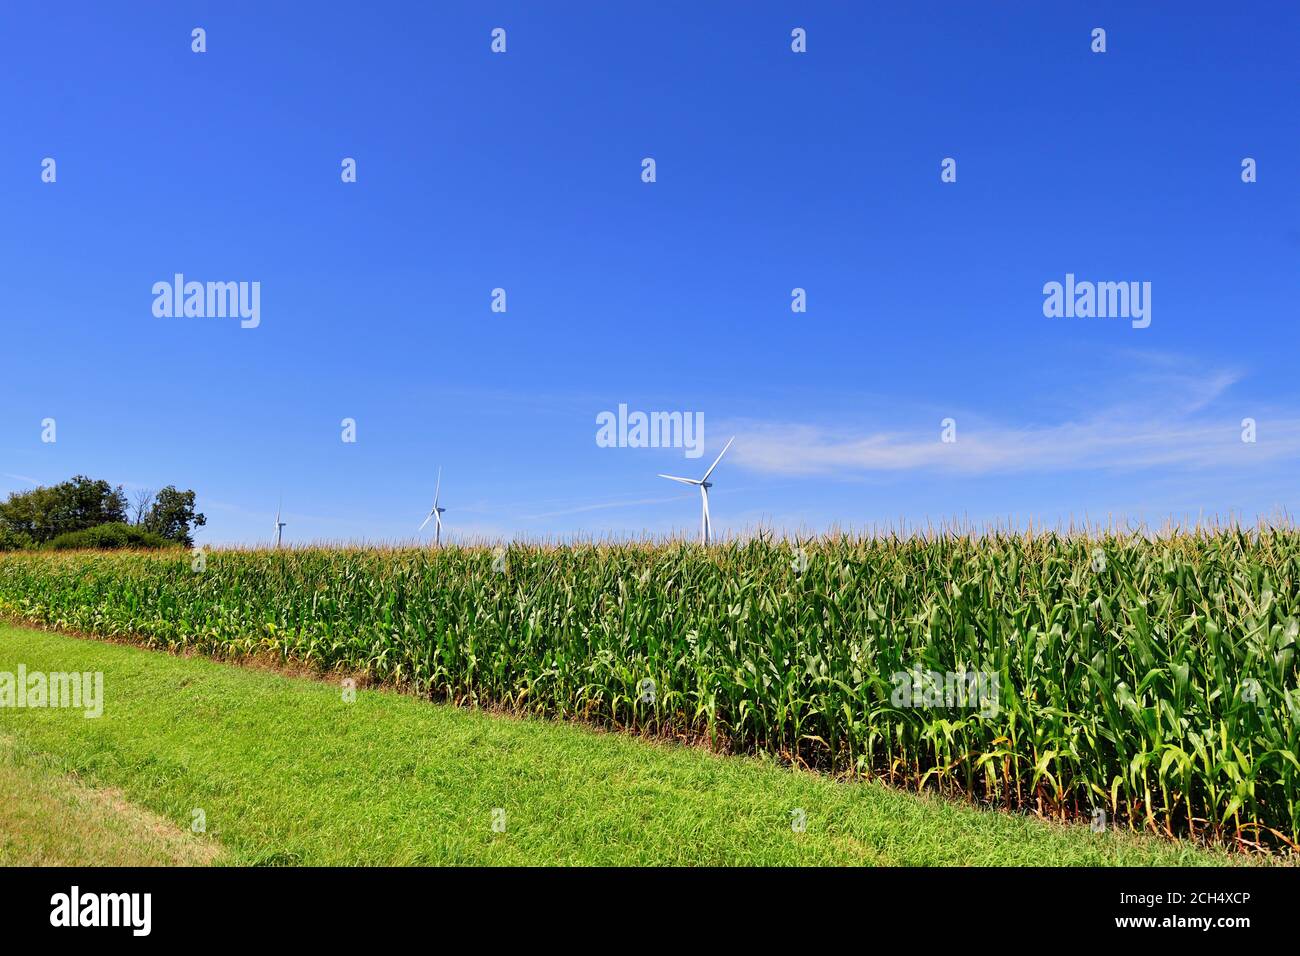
[0,622,1245,866]
[0,737,222,866]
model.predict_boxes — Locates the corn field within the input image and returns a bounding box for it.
[1,530,1298,850]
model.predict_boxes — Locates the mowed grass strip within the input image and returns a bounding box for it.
[0,736,222,866]
[0,625,1241,866]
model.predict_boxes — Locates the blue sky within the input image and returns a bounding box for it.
[3,2,1299,546]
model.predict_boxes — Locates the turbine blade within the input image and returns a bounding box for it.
[658,474,701,486]
[701,436,735,483]
[434,467,442,509]
[418,512,433,531]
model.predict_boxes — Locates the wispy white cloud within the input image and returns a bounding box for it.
[522,493,693,521]
[726,360,1300,478]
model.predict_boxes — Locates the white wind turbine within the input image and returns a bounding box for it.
[274,497,287,549]
[658,436,735,545]
[419,467,447,546]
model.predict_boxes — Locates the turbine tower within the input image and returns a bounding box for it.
[419,467,447,546]
[658,436,735,545]
[274,497,287,549]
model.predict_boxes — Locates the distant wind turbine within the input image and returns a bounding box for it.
[274,497,287,549]
[658,436,735,545]
[419,467,447,546]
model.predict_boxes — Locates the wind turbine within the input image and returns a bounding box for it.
[658,436,735,545]
[419,467,446,546]
[274,497,287,549]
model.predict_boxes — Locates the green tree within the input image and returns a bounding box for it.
[0,525,33,552]
[0,476,127,544]
[144,486,206,546]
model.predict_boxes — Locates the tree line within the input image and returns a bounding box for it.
[0,476,205,551]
